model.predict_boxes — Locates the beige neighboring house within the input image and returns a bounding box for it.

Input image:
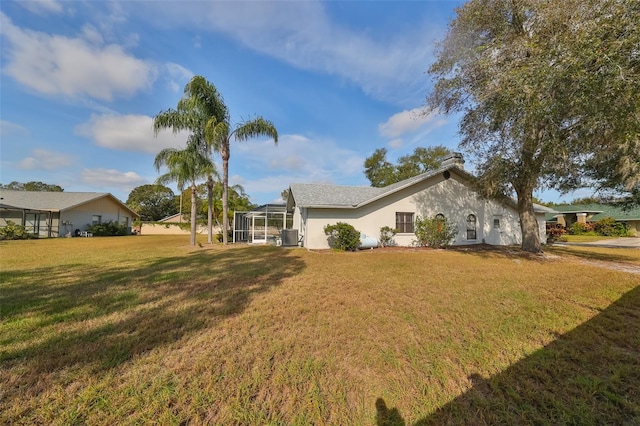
[0,190,139,237]
[286,154,551,250]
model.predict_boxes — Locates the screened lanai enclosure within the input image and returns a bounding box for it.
[233,204,294,245]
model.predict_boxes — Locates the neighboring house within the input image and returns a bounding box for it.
[158,213,189,223]
[0,190,139,237]
[140,213,209,235]
[286,153,551,250]
[546,203,640,236]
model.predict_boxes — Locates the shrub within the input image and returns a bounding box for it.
[546,225,567,243]
[594,217,629,237]
[323,222,361,251]
[216,229,234,243]
[414,215,458,248]
[0,220,33,240]
[379,226,398,247]
[87,221,127,236]
[567,222,595,235]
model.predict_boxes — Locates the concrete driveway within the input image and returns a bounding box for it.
[557,237,640,248]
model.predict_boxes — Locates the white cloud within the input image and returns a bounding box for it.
[80,168,146,190]
[163,63,194,92]
[0,12,157,101]
[17,149,75,171]
[17,0,63,15]
[0,120,29,137]
[388,138,404,149]
[142,1,442,104]
[75,114,190,154]
[379,107,445,139]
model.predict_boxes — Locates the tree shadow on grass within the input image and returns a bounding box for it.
[1,245,305,390]
[376,285,640,425]
[547,245,640,265]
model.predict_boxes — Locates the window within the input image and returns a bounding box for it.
[493,217,501,229]
[396,212,414,233]
[92,215,102,226]
[466,214,477,240]
[435,213,445,221]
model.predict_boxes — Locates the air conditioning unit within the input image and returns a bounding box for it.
[280,229,298,247]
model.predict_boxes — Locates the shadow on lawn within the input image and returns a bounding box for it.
[1,245,305,377]
[376,285,640,425]
[547,245,640,265]
[449,243,639,266]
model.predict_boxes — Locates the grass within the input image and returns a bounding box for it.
[1,236,639,424]
[562,235,620,243]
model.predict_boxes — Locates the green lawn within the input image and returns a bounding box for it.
[1,236,638,424]
[562,234,619,243]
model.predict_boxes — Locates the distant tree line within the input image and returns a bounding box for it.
[125,183,255,223]
[0,181,64,192]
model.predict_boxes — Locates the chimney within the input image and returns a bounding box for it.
[441,152,465,169]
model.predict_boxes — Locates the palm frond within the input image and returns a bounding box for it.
[234,117,279,143]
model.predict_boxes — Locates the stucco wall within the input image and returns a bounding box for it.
[140,223,211,235]
[59,198,135,236]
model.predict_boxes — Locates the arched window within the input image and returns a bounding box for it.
[466,214,477,240]
[435,213,445,221]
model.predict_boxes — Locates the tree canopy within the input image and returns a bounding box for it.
[427,0,640,252]
[126,184,177,221]
[364,146,452,187]
[1,181,64,192]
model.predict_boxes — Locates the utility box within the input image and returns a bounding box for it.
[281,229,299,247]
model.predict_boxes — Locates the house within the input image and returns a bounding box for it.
[158,213,189,223]
[286,153,550,249]
[0,190,139,237]
[546,203,640,236]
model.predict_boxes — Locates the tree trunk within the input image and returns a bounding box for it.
[221,146,230,245]
[207,175,213,244]
[516,187,542,253]
[190,183,197,246]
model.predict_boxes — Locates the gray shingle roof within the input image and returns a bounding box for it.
[289,164,474,209]
[289,183,383,207]
[0,190,138,217]
[289,164,553,214]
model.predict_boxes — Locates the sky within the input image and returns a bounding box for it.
[0,0,583,205]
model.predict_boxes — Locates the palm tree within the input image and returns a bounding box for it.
[153,76,227,244]
[206,117,278,244]
[154,143,215,246]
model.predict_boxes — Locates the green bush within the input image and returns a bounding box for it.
[87,221,127,236]
[324,222,361,251]
[379,226,398,247]
[414,215,458,248]
[0,220,34,240]
[594,217,630,237]
[215,229,234,243]
[567,222,595,235]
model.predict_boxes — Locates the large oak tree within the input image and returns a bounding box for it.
[126,184,177,221]
[427,0,640,253]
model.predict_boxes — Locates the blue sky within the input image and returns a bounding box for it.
[1,0,581,205]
